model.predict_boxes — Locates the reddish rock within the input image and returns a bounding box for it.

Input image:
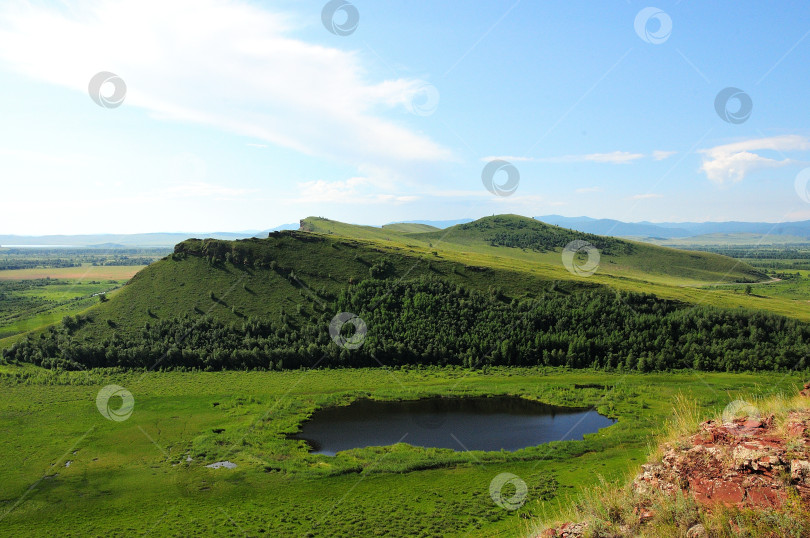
[746,485,784,508]
[548,408,810,537]
[632,409,810,513]
[713,480,745,504]
[787,421,807,437]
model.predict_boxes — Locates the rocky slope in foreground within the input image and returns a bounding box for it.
[539,387,810,537]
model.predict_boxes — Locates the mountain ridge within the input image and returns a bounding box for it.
[536,215,810,239]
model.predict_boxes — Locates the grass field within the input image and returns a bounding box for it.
[0,263,144,343]
[0,264,144,281]
[0,366,802,537]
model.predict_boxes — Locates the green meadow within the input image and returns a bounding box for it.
[4,216,810,536]
[0,366,803,537]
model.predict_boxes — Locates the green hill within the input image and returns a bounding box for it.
[304,214,766,287]
[5,214,810,372]
[381,223,439,233]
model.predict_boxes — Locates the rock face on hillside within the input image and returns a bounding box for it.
[633,410,810,509]
[540,388,810,537]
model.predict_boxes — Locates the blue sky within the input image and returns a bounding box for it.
[1,0,810,234]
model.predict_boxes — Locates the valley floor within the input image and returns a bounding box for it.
[0,366,803,537]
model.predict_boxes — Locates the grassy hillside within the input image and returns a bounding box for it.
[71,231,586,343]
[6,215,810,372]
[16,213,782,346]
[304,215,766,287]
[381,222,439,233]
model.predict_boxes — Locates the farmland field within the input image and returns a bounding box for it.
[0,261,147,344]
[0,265,144,281]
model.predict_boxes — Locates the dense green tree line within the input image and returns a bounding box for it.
[694,247,810,259]
[0,248,168,269]
[456,216,633,255]
[4,277,809,372]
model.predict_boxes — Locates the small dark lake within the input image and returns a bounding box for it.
[291,396,616,456]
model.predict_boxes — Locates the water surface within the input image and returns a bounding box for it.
[291,396,616,456]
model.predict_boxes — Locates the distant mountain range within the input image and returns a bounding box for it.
[535,215,810,240]
[6,216,810,248]
[0,223,299,248]
[385,218,474,229]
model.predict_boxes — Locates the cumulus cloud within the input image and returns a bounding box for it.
[483,151,664,165]
[699,135,810,184]
[653,150,677,160]
[0,0,452,167]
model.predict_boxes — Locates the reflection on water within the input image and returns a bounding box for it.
[290,396,616,456]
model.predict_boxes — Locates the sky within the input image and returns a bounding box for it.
[1,0,810,234]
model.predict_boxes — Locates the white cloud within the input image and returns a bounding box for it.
[653,150,677,160]
[630,193,663,200]
[295,177,418,205]
[699,135,810,184]
[480,155,538,163]
[0,0,452,168]
[575,186,602,193]
[483,151,645,165]
[583,151,644,164]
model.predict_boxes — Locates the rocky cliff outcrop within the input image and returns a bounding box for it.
[540,387,810,537]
